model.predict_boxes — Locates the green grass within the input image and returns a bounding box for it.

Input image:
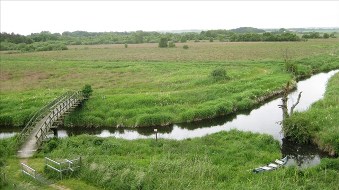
[2,131,338,189]
[1,40,339,127]
[1,36,339,190]
[283,72,339,154]
[0,59,293,127]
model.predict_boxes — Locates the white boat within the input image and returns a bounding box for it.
[252,156,288,173]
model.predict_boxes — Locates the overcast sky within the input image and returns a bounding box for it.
[1,1,339,35]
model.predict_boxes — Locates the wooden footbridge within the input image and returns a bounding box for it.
[17,91,85,158]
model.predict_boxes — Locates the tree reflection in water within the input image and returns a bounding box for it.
[281,138,333,168]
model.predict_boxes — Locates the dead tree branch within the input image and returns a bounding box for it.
[290,91,302,115]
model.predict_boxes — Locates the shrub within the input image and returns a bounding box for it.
[158,37,168,48]
[211,68,229,80]
[168,41,176,48]
[43,138,59,153]
[323,33,330,39]
[82,84,93,99]
[183,45,189,49]
[283,114,317,143]
[209,38,214,42]
[124,43,128,48]
[329,32,336,38]
[284,62,298,75]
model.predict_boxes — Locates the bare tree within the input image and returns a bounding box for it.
[278,82,302,121]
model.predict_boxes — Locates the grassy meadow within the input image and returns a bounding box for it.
[1,39,339,190]
[1,131,339,189]
[284,72,339,155]
[1,39,339,127]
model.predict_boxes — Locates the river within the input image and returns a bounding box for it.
[1,70,338,168]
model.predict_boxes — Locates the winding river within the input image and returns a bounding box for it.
[1,70,338,168]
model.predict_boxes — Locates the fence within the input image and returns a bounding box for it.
[21,163,53,184]
[21,163,37,179]
[45,157,82,179]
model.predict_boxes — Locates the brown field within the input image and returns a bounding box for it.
[2,39,338,62]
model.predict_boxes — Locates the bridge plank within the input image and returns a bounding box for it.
[18,92,84,158]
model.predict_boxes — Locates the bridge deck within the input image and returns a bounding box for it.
[17,92,84,158]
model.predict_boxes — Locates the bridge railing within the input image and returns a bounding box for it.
[17,91,83,146]
[35,91,84,147]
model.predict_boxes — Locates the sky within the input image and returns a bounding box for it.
[1,1,339,35]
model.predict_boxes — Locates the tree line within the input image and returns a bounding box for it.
[0,28,337,52]
[302,32,336,39]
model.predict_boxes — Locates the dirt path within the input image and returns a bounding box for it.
[50,184,71,190]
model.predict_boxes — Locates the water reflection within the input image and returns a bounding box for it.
[0,126,21,139]
[0,132,17,139]
[282,138,331,168]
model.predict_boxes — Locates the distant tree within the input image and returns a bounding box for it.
[229,27,266,34]
[309,32,320,39]
[209,38,214,42]
[180,36,187,43]
[302,34,311,39]
[217,35,226,42]
[0,32,33,44]
[183,45,189,49]
[278,28,289,33]
[158,37,168,48]
[133,31,144,44]
[329,32,337,38]
[323,33,330,39]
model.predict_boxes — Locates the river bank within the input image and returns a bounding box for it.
[284,72,339,156]
[1,130,339,190]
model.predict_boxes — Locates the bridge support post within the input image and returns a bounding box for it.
[51,128,58,137]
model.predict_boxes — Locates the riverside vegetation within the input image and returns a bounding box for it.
[283,72,339,155]
[1,131,339,189]
[1,39,339,128]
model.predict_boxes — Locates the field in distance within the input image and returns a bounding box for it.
[0,39,338,127]
[3,38,339,62]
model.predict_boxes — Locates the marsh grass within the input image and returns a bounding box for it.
[1,60,295,127]
[32,131,339,189]
[283,73,339,154]
[39,131,281,189]
[1,131,339,189]
[1,40,338,127]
